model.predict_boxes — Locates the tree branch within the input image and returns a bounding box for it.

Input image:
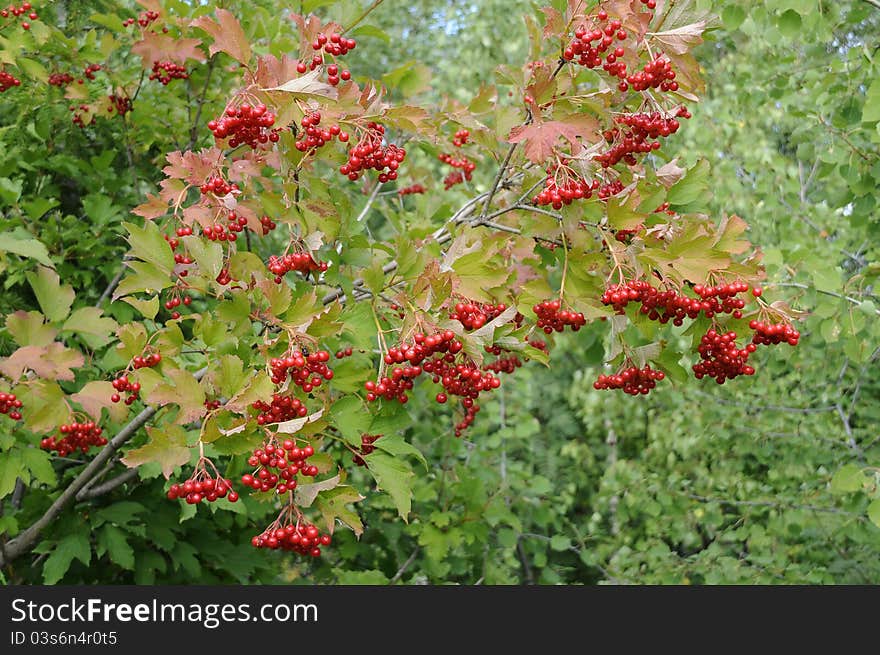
[75,468,140,501]
[0,367,207,568]
[388,547,419,584]
[187,56,217,151]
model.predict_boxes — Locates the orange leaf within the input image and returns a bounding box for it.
[190,8,252,65]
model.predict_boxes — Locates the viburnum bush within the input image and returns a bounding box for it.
[0,0,814,580]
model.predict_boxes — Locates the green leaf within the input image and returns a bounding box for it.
[121,425,191,479]
[25,266,74,322]
[867,499,880,528]
[830,463,865,494]
[124,221,175,272]
[0,232,53,267]
[144,368,206,424]
[182,235,223,279]
[721,6,746,30]
[315,486,365,536]
[372,434,427,470]
[5,310,56,346]
[365,452,414,520]
[777,10,801,38]
[114,260,174,298]
[62,307,118,341]
[21,448,56,486]
[43,533,91,584]
[330,395,372,444]
[550,535,571,551]
[99,525,135,570]
[667,159,711,207]
[863,77,880,123]
[0,451,22,498]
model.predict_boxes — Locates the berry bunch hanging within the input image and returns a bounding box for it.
[533,299,586,333]
[338,122,405,183]
[267,251,328,283]
[269,349,333,392]
[150,60,188,85]
[40,419,106,456]
[398,183,426,196]
[208,103,280,149]
[352,433,381,466]
[593,364,665,395]
[533,164,599,208]
[449,300,509,331]
[0,392,22,420]
[252,394,309,425]
[251,503,331,556]
[241,438,319,494]
[0,69,20,92]
[167,458,238,504]
[294,111,347,152]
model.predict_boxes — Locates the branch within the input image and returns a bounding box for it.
[0,367,207,568]
[187,56,217,151]
[479,142,518,221]
[355,181,383,224]
[94,262,127,308]
[682,493,864,519]
[75,468,140,501]
[388,547,419,584]
[770,282,877,313]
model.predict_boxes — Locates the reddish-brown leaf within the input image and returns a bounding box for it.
[508,120,592,163]
[0,343,84,382]
[190,9,252,65]
[131,193,169,220]
[131,32,204,67]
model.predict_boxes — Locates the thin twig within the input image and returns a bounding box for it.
[388,547,419,584]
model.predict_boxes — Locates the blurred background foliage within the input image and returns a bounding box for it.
[1,0,878,584]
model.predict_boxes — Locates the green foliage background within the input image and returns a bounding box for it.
[0,0,878,584]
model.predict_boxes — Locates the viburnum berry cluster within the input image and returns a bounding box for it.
[0,69,19,92]
[533,163,599,208]
[82,63,102,81]
[202,211,249,242]
[110,375,141,405]
[0,392,22,420]
[269,349,333,392]
[451,128,470,147]
[259,215,277,235]
[40,419,106,456]
[108,94,132,117]
[534,299,586,333]
[251,503,331,556]
[597,108,689,167]
[483,352,523,375]
[693,329,756,384]
[267,251,328,283]
[208,103,280,149]
[123,9,159,28]
[750,320,801,346]
[338,122,405,182]
[294,110,347,152]
[335,346,354,359]
[438,153,476,189]
[450,300,509,331]
[593,364,665,395]
[47,72,74,87]
[167,458,238,504]
[295,32,355,86]
[241,438,319,494]
[602,279,751,325]
[352,433,381,466]
[200,175,238,197]
[252,394,309,425]
[0,1,36,28]
[150,60,188,85]
[398,183,426,196]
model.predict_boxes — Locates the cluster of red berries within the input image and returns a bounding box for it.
[438,153,476,189]
[335,346,354,359]
[163,292,190,316]
[693,329,756,384]
[167,474,238,504]
[294,111,347,152]
[597,179,625,200]
[131,352,162,370]
[40,420,106,457]
[1,2,36,28]
[451,128,470,147]
[82,63,101,81]
[323,62,351,86]
[208,104,280,149]
[0,392,22,420]
[107,94,132,117]
[267,252,328,282]
[364,330,461,403]
[533,168,600,208]
[203,211,250,243]
[241,440,318,494]
[110,375,142,405]
[150,60,188,85]
[338,123,405,183]
[48,72,74,87]
[70,104,90,128]
[295,32,356,85]
[623,54,678,93]
[563,13,628,73]
[534,299,586,333]
[352,433,381,466]
[750,320,800,346]
[0,69,19,92]
[215,268,232,286]
[204,399,222,411]
[594,365,665,395]
[483,354,522,375]
[251,513,331,556]
[259,215,277,235]
[123,10,159,28]
[200,175,238,197]
[602,280,751,325]
[252,394,309,425]
[450,300,508,330]
[453,402,481,438]
[269,350,333,392]
[398,183,426,196]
